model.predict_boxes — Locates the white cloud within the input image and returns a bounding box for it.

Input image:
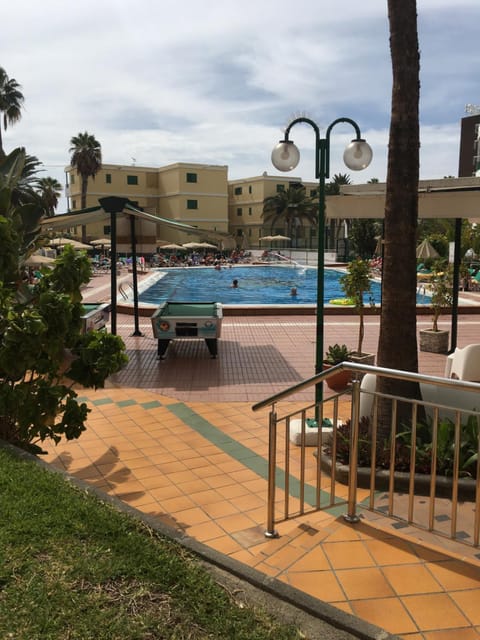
[2,0,480,212]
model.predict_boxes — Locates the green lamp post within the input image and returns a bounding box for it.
[271,117,372,408]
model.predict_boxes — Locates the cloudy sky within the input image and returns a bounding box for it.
[3,0,480,211]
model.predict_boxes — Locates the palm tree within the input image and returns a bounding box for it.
[262,183,317,248]
[376,0,421,431]
[37,176,62,217]
[69,132,102,241]
[0,68,24,159]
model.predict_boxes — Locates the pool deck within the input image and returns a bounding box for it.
[42,269,480,639]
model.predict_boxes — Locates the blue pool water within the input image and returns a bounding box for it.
[138,265,385,306]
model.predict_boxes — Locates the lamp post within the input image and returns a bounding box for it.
[271,117,372,409]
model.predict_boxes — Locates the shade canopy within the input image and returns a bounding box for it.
[90,237,112,246]
[161,243,185,250]
[197,241,218,248]
[25,254,56,266]
[416,238,440,259]
[270,235,291,241]
[259,235,274,241]
[49,237,92,250]
[182,242,205,249]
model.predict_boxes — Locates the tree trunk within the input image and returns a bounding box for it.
[376,0,422,438]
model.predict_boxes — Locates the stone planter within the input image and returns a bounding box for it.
[349,352,375,366]
[419,329,449,354]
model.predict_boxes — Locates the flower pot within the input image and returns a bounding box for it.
[323,363,352,391]
[419,329,449,354]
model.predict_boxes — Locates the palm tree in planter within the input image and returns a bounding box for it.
[419,267,453,353]
[340,258,376,364]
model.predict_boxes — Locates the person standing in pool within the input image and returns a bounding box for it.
[231,279,238,288]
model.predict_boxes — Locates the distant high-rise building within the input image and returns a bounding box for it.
[458,109,480,177]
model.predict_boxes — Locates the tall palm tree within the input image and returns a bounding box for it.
[262,183,317,248]
[37,176,62,217]
[0,68,24,159]
[376,0,421,430]
[69,131,102,241]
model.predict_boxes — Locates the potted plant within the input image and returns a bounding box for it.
[323,343,353,391]
[339,258,376,365]
[419,267,453,353]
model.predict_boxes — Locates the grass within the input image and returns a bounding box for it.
[0,447,303,640]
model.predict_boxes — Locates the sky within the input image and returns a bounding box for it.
[2,0,480,212]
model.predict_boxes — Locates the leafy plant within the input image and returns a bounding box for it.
[328,414,478,479]
[0,148,128,453]
[324,343,353,365]
[428,267,453,331]
[339,258,375,354]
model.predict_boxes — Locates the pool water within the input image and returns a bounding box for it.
[138,265,384,306]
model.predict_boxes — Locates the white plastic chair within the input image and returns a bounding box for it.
[447,344,480,382]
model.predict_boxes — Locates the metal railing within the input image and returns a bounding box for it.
[252,362,480,547]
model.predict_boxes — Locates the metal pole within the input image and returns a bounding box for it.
[129,214,143,336]
[265,408,279,538]
[110,210,117,335]
[315,139,326,409]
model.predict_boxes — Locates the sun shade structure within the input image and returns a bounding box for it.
[25,254,56,266]
[416,238,440,259]
[49,237,92,250]
[40,197,225,335]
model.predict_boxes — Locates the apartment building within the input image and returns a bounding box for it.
[66,162,229,243]
[458,112,480,177]
[227,173,318,248]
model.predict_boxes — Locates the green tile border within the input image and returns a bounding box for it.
[77,393,344,514]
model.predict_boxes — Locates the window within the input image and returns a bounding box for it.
[248,185,252,194]
[234,186,242,195]
[248,207,252,216]
[276,184,285,193]
[187,199,198,210]
[236,208,243,216]
[186,172,197,183]
[127,175,138,185]
[106,173,112,184]
[310,188,317,197]
[71,199,77,209]
[70,174,75,184]
[103,226,111,235]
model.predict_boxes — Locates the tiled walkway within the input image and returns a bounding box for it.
[42,272,480,638]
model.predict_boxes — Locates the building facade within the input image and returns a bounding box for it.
[66,162,229,244]
[66,161,318,249]
[458,113,480,177]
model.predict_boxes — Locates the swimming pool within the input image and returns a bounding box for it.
[138,265,383,306]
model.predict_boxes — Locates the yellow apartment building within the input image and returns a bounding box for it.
[66,162,229,244]
[227,173,318,249]
[65,160,324,250]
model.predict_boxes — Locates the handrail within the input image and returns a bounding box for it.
[251,361,480,412]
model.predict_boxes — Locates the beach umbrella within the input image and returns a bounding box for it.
[91,237,111,246]
[182,242,204,249]
[416,238,439,259]
[197,242,217,249]
[161,243,185,250]
[25,254,56,266]
[259,235,274,241]
[49,237,92,250]
[270,235,291,241]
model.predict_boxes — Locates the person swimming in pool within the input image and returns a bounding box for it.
[231,279,238,288]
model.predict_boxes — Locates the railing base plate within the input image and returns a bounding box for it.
[343,514,360,524]
[264,529,279,539]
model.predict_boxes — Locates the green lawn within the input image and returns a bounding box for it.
[0,447,303,640]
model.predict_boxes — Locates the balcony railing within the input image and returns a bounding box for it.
[252,363,480,548]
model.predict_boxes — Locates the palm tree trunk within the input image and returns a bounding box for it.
[376,0,422,439]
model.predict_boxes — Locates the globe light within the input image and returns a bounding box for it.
[343,139,373,171]
[271,141,301,172]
